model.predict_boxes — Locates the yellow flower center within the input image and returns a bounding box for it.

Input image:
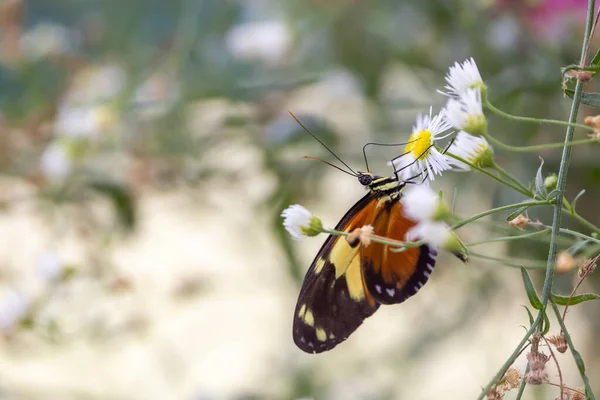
[405,130,432,159]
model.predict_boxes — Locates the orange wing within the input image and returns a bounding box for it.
[361,200,438,305]
[292,192,438,353]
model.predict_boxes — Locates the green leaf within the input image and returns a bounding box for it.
[521,305,534,327]
[506,206,529,221]
[564,89,600,109]
[570,189,586,214]
[551,293,600,306]
[534,158,548,199]
[521,267,543,310]
[591,47,600,67]
[542,310,551,335]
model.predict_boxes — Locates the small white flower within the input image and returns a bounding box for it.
[0,290,29,332]
[19,22,73,61]
[445,87,487,135]
[40,142,72,183]
[36,251,64,282]
[447,131,494,170]
[226,21,291,66]
[406,221,450,248]
[390,108,452,183]
[402,185,439,222]
[54,106,111,139]
[442,58,485,97]
[281,204,318,240]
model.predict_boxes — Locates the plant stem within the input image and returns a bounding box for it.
[563,208,600,235]
[484,99,594,132]
[560,228,600,246]
[477,318,540,400]
[466,228,550,247]
[469,252,547,269]
[492,163,532,194]
[538,5,592,308]
[451,200,551,230]
[483,131,599,153]
[550,300,596,399]
[446,152,532,196]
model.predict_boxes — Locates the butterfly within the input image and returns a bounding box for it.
[292,170,441,353]
[287,112,465,354]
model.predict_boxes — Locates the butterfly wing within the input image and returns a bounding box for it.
[361,200,438,305]
[293,192,381,354]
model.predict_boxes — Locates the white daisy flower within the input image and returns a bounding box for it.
[390,108,452,183]
[406,221,468,261]
[445,87,487,136]
[0,290,29,333]
[281,204,322,240]
[36,251,65,282]
[442,58,486,98]
[402,185,439,222]
[40,141,72,183]
[406,221,450,248]
[447,131,494,170]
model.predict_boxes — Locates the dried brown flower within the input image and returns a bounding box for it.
[525,350,549,385]
[359,225,374,247]
[548,332,568,354]
[346,228,362,247]
[555,251,578,273]
[501,367,522,391]
[345,225,374,248]
[570,387,586,400]
[584,115,600,138]
[578,255,598,279]
[509,214,529,230]
[486,386,503,400]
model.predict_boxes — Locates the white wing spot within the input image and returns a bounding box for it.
[423,271,430,278]
[300,336,305,343]
[417,281,424,288]
[426,263,434,271]
[375,284,382,294]
[308,341,314,348]
[386,288,395,297]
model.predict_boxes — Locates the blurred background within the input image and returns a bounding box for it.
[0,0,599,399]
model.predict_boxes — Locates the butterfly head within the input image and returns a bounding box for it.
[357,172,375,186]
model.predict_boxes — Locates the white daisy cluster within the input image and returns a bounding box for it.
[391,58,493,184]
[402,185,467,259]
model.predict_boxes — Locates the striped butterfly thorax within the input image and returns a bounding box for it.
[293,171,438,353]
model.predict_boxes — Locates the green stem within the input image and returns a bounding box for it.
[491,163,532,194]
[550,299,596,399]
[477,315,542,400]
[446,152,532,196]
[483,131,599,153]
[538,46,590,310]
[560,228,600,246]
[451,200,551,230]
[563,207,600,235]
[323,228,423,249]
[466,228,550,247]
[469,252,547,269]
[484,99,594,133]
[480,2,597,397]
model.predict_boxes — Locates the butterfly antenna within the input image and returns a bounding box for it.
[361,140,415,173]
[289,112,357,175]
[303,156,357,177]
[390,144,434,182]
